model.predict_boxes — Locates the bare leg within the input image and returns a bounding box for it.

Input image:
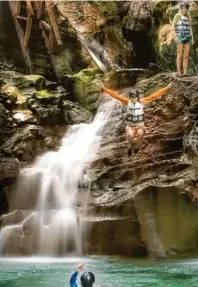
[136,126,146,150]
[126,126,136,147]
[183,44,190,75]
[176,44,184,74]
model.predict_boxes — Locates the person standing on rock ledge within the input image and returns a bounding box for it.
[173,1,194,77]
[70,264,95,287]
[102,82,173,156]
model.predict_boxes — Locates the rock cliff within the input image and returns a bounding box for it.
[0,0,198,258]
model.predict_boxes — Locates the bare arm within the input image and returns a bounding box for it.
[189,15,194,45]
[141,83,172,104]
[102,87,129,105]
[172,20,177,41]
[172,13,180,42]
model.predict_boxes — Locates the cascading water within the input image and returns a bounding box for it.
[68,20,119,72]
[0,97,114,256]
[80,35,120,72]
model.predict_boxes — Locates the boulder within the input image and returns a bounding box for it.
[2,125,65,161]
[72,68,102,112]
[1,84,28,109]
[62,100,92,124]
[0,71,46,90]
[0,157,20,180]
[12,109,37,124]
[24,75,46,90]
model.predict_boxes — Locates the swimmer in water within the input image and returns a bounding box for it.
[69,264,95,287]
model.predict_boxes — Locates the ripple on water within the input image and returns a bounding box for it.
[0,257,198,287]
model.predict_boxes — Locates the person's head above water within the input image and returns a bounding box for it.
[80,272,95,287]
[128,88,140,103]
[180,1,189,15]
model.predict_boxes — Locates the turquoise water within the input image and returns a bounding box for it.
[0,256,198,287]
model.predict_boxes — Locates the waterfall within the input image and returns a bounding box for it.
[68,21,119,72]
[0,97,114,256]
[80,35,119,72]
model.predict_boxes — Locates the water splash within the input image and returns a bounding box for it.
[0,98,115,256]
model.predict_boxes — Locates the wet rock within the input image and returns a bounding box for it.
[165,245,189,258]
[0,103,8,127]
[62,100,92,124]
[0,157,20,180]
[2,125,65,161]
[87,217,145,256]
[86,73,198,258]
[12,109,37,124]
[33,106,62,125]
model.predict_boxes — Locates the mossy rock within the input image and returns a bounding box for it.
[35,90,54,99]
[1,84,28,109]
[73,68,101,83]
[72,68,102,112]
[51,44,86,77]
[24,75,46,91]
[28,90,56,107]
[62,100,92,124]
[0,71,46,91]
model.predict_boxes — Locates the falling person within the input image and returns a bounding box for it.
[102,82,173,156]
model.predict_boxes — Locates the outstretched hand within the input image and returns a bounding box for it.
[77,263,85,273]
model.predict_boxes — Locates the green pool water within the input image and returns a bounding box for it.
[0,256,198,287]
